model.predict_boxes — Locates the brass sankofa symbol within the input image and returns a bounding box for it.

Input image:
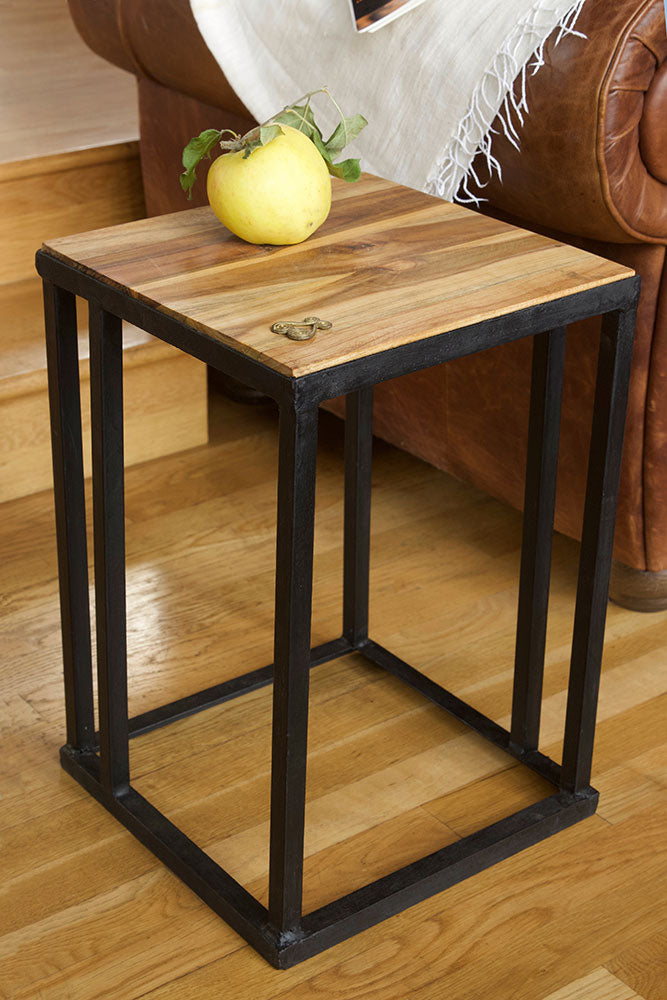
[271,316,332,341]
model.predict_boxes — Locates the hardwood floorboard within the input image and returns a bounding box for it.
[131,805,666,1000]
[539,967,643,1000]
[606,929,667,1000]
[1,395,665,998]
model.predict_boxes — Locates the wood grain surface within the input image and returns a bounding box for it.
[42,175,633,377]
[1,392,665,999]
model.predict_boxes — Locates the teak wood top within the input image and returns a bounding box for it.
[42,174,633,377]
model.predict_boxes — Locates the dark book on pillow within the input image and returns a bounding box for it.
[349,0,430,33]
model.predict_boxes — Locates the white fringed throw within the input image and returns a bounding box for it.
[189,0,586,202]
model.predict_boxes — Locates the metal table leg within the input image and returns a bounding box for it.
[343,387,374,649]
[511,327,567,754]
[89,303,130,796]
[562,307,637,794]
[43,280,95,752]
[269,402,319,934]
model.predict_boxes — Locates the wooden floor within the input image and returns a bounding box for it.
[1,393,665,999]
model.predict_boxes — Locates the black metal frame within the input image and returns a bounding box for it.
[37,248,639,969]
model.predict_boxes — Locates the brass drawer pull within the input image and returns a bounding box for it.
[271,316,332,341]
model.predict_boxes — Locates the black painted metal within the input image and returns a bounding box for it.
[35,251,292,405]
[361,641,562,788]
[43,281,95,752]
[89,303,130,795]
[294,277,640,405]
[126,637,352,739]
[511,328,567,754]
[59,740,596,969]
[59,746,282,967]
[293,787,598,968]
[34,250,640,406]
[343,388,374,647]
[268,404,319,933]
[39,239,639,969]
[561,308,637,793]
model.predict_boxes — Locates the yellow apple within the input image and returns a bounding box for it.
[206,124,332,245]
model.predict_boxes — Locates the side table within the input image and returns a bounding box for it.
[37,175,639,968]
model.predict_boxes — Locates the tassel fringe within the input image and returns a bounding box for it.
[426,0,586,205]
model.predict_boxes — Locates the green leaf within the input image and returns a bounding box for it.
[324,114,368,158]
[327,157,362,182]
[273,104,318,138]
[180,129,223,199]
[310,128,332,163]
[273,102,363,182]
[242,123,285,158]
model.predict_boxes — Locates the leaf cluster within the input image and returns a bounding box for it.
[180,89,367,198]
[271,102,367,182]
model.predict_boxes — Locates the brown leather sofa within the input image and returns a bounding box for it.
[68,0,667,610]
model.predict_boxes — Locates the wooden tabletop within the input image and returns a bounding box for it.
[42,174,633,378]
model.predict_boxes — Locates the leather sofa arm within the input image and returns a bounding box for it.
[67,0,135,76]
[472,0,667,244]
[67,0,251,119]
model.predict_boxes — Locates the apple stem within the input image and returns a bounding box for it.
[321,87,346,126]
